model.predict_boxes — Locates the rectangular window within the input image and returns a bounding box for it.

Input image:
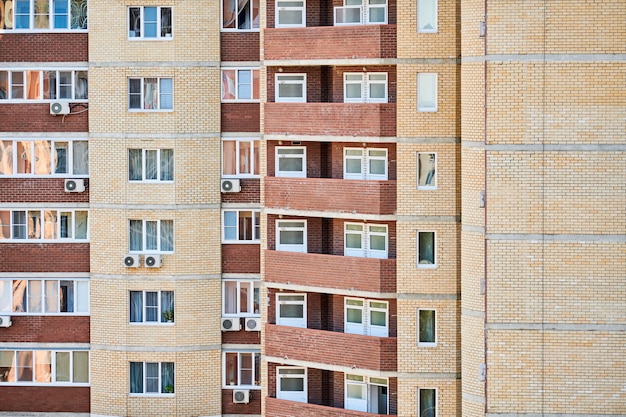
[129,219,174,253]
[419,388,437,417]
[128,6,172,38]
[417,231,436,267]
[2,279,89,314]
[345,298,388,337]
[0,69,88,101]
[344,73,387,103]
[417,0,437,32]
[276,220,307,253]
[344,147,387,180]
[0,0,87,31]
[417,73,437,111]
[417,152,436,189]
[128,149,174,182]
[344,222,388,259]
[275,74,306,102]
[276,293,306,328]
[334,0,387,25]
[0,349,89,384]
[128,77,173,110]
[130,362,174,395]
[0,139,88,176]
[223,280,260,315]
[222,0,259,30]
[224,351,261,387]
[277,367,307,403]
[0,209,87,241]
[222,139,260,177]
[221,69,260,101]
[345,374,388,413]
[418,309,436,347]
[275,0,305,27]
[275,146,306,178]
[222,210,261,243]
[130,290,174,324]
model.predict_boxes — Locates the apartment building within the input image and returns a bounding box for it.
[0,1,623,417]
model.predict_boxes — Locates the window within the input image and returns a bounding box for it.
[222,0,259,30]
[275,0,305,27]
[334,0,387,25]
[276,293,306,328]
[222,210,260,243]
[275,74,306,102]
[128,149,173,182]
[417,153,436,189]
[222,139,259,177]
[130,291,174,324]
[419,388,437,417]
[344,148,387,180]
[221,69,260,101]
[275,146,306,178]
[0,209,88,241]
[128,77,173,110]
[128,7,172,38]
[417,73,437,111]
[0,349,88,384]
[0,0,87,31]
[417,231,435,267]
[0,69,88,101]
[277,367,307,403]
[224,351,260,387]
[129,219,173,253]
[417,0,437,32]
[0,139,88,176]
[344,73,387,103]
[344,222,388,259]
[130,362,174,395]
[418,309,436,346]
[276,220,307,253]
[223,280,260,316]
[345,374,388,413]
[345,298,388,337]
[0,279,88,314]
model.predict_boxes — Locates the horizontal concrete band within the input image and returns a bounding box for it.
[462,392,486,405]
[487,323,626,331]
[463,142,626,151]
[461,227,626,243]
[265,281,396,300]
[90,344,221,352]
[462,53,626,63]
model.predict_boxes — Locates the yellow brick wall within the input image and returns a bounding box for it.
[397,378,460,417]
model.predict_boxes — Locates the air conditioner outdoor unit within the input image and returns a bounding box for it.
[50,101,70,115]
[124,254,140,268]
[221,317,241,331]
[233,389,250,404]
[64,178,85,192]
[145,254,162,268]
[0,316,12,328]
[221,179,241,193]
[245,317,261,331]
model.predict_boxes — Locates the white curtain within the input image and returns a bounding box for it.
[130,291,143,322]
[129,220,143,251]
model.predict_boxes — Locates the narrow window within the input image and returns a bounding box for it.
[417,152,437,189]
[417,0,437,32]
[419,388,437,417]
[417,231,436,267]
[418,73,437,111]
[418,309,436,346]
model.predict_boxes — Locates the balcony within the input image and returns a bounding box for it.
[265,324,397,371]
[266,397,391,417]
[264,103,396,137]
[265,250,396,293]
[264,25,396,62]
[264,177,396,216]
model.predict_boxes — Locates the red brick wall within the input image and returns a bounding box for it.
[265,0,396,27]
[0,243,90,272]
[0,386,90,413]
[222,244,260,273]
[220,32,260,61]
[0,178,89,203]
[0,316,89,343]
[221,102,260,132]
[0,103,89,132]
[331,218,396,258]
[0,33,88,62]
[221,178,260,204]
[221,326,262,344]
[222,387,262,415]
[329,142,396,180]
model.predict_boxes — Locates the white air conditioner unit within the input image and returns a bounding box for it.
[245,317,261,331]
[233,389,250,404]
[50,101,70,115]
[221,179,241,193]
[221,317,241,331]
[0,316,12,328]
[64,178,85,193]
[124,254,140,268]
[145,254,162,268]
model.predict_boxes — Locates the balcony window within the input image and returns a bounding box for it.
[275,0,305,28]
[345,374,388,413]
[344,73,387,103]
[0,350,88,384]
[275,146,306,178]
[2,279,89,314]
[1,0,88,31]
[344,222,388,259]
[334,0,387,25]
[222,0,259,30]
[275,74,306,102]
[417,0,437,33]
[0,209,87,241]
[221,69,260,101]
[223,280,260,315]
[276,220,307,253]
[345,298,388,337]
[222,210,261,243]
[344,148,387,180]
[0,69,88,101]
[417,152,436,189]
[417,231,436,267]
[276,293,306,328]
[224,351,261,387]
[277,367,307,403]
[0,139,88,176]
[223,139,260,177]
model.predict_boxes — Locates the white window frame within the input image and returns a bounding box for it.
[344,222,388,259]
[128,219,174,253]
[129,361,174,395]
[0,278,89,315]
[275,73,306,103]
[345,298,389,337]
[275,146,306,178]
[418,387,437,417]
[128,148,174,182]
[129,290,174,324]
[0,139,89,177]
[221,68,260,102]
[222,138,260,177]
[417,0,437,33]
[417,73,437,112]
[128,6,172,39]
[221,0,260,31]
[334,0,387,26]
[343,147,388,180]
[345,374,389,413]
[417,152,437,189]
[223,351,261,388]
[222,280,261,316]
[344,72,388,103]
[418,309,437,347]
[417,231,436,268]
[1,0,88,31]
[0,349,89,385]
[0,209,88,241]
[276,219,307,253]
[222,210,261,243]
[276,293,306,328]
[128,77,173,111]
[0,68,88,102]
[275,0,305,28]
[276,366,307,403]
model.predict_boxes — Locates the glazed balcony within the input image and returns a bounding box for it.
[264,177,396,216]
[264,25,396,61]
[265,250,396,294]
[265,324,397,371]
[266,397,391,417]
[264,103,396,137]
